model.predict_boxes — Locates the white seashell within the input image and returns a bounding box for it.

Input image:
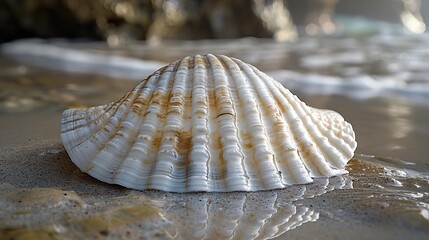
[61,54,357,192]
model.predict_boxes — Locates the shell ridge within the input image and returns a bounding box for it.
[318,110,357,154]
[201,55,212,192]
[147,60,182,191]
[70,102,119,134]
[61,108,106,168]
[60,107,105,149]
[206,72,223,191]
[256,71,334,177]
[62,78,147,136]
[187,55,211,191]
[207,55,234,191]
[65,83,143,153]
[224,56,284,190]
[249,66,313,184]
[217,55,261,190]
[110,71,167,189]
[151,57,192,192]
[206,54,233,191]
[61,101,122,150]
[251,68,314,181]
[60,105,105,131]
[275,86,345,176]
[209,54,249,191]
[84,79,152,177]
[292,98,349,170]
[234,57,302,187]
[63,80,146,171]
[180,56,195,191]
[300,105,355,168]
[278,89,334,177]
[129,65,176,189]
[110,74,167,184]
[303,105,355,155]
[210,54,235,191]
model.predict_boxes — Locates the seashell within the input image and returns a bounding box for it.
[61,54,357,192]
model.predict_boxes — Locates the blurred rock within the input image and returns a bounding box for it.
[146,0,213,42]
[0,0,299,44]
[2,0,426,44]
[0,0,154,43]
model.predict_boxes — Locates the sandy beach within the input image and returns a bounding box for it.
[1,38,429,239]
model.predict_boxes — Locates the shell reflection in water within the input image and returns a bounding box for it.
[160,176,350,239]
[61,54,357,192]
[169,199,317,240]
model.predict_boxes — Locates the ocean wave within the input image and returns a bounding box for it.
[2,39,429,104]
[1,39,165,80]
[270,70,429,104]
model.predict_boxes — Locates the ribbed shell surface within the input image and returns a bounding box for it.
[61,54,357,192]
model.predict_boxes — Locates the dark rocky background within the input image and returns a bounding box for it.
[0,0,428,43]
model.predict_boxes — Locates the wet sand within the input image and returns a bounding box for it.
[1,48,429,239]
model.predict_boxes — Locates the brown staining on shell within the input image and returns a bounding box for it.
[102,125,110,133]
[208,90,217,109]
[218,150,226,181]
[194,55,206,67]
[150,90,168,107]
[152,130,162,149]
[156,112,165,119]
[244,143,253,149]
[214,87,235,116]
[216,134,223,150]
[131,97,148,115]
[240,131,253,149]
[174,130,192,155]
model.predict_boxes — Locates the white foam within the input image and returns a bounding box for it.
[1,39,165,80]
[300,52,365,69]
[269,70,429,104]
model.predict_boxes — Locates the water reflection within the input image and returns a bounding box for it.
[386,101,411,140]
[162,194,319,239]
[157,176,349,239]
[0,176,350,239]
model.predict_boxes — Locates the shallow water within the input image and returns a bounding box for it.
[1,36,429,239]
